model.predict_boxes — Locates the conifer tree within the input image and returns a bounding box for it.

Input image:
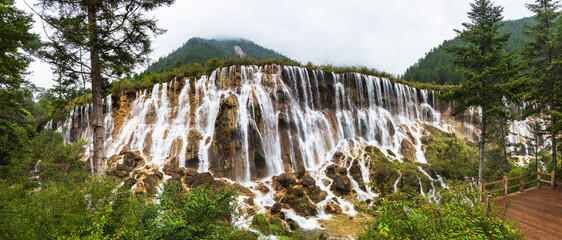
[0,0,39,122]
[522,0,561,174]
[35,0,175,176]
[441,0,518,188]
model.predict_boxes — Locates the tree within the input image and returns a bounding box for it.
[522,0,562,175]
[441,0,519,189]
[35,0,175,176]
[0,0,39,122]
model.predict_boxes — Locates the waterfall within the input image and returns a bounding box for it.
[57,64,540,183]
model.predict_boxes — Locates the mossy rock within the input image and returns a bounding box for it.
[422,125,478,180]
[228,229,259,240]
[250,214,270,235]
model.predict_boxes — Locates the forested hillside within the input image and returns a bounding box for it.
[402,17,534,85]
[145,38,289,73]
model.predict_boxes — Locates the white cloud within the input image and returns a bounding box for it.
[17,0,533,89]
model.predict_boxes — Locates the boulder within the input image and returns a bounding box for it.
[325,165,347,179]
[301,174,316,187]
[271,202,282,214]
[349,160,366,191]
[324,202,343,214]
[306,185,327,203]
[330,175,352,196]
[273,173,297,190]
[399,139,416,163]
[257,182,270,194]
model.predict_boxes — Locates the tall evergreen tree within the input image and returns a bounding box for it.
[0,0,39,122]
[36,0,175,176]
[522,0,561,174]
[441,0,518,189]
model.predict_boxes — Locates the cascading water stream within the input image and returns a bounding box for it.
[55,64,545,231]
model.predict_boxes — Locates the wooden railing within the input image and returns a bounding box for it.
[481,170,562,201]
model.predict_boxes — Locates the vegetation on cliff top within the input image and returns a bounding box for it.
[107,56,453,98]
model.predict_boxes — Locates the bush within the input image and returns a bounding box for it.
[150,182,239,239]
[357,182,524,239]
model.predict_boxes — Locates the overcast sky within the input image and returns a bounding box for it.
[17,0,533,89]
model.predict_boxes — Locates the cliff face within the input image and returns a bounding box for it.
[55,64,538,228]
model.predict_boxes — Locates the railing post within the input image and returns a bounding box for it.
[480,182,484,202]
[550,171,556,190]
[537,172,541,187]
[504,176,508,196]
[519,172,524,192]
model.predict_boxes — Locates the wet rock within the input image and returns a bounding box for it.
[106,150,145,177]
[325,202,343,214]
[305,185,327,203]
[184,172,218,188]
[273,173,297,190]
[287,186,304,197]
[399,139,416,163]
[208,94,244,181]
[248,122,267,179]
[330,175,352,196]
[185,129,202,169]
[349,160,366,191]
[257,182,270,194]
[325,165,347,179]
[244,197,254,206]
[387,118,395,136]
[407,131,418,145]
[301,174,316,187]
[387,149,396,157]
[133,166,164,195]
[331,152,346,164]
[271,202,282,214]
[162,156,186,180]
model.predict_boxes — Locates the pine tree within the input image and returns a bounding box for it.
[522,0,562,174]
[0,0,39,122]
[36,0,175,176]
[441,0,519,189]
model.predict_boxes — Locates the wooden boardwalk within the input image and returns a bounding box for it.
[495,186,562,240]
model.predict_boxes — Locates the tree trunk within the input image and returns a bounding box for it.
[552,115,557,177]
[479,111,486,191]
[83,77,94,174]
[88,2,105,177]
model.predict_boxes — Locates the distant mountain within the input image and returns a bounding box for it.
[402,17,534,85]
[145,38,290,73]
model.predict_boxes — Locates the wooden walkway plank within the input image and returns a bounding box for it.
[494,186,562,240]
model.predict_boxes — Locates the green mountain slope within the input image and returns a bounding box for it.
[146,38,290,73]
[402,17,534,85]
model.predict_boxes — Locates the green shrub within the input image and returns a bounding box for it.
[357,182,524,239]
[250,214,270,235]
[151,182,239,239]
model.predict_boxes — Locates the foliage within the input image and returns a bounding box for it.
[107,56,450,97]
[357,182,524,239]
[0,0,39,126]
[422,125,479,180]
[440,0,522,186]
[522,0,562,172]
[149,182,240,240]
[0,0,39,91]
[403,17,533,85]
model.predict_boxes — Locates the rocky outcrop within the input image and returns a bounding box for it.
[399,139,416,163]
[208,94,244,180]
[106,150,145,178]
[272,172,327,216]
